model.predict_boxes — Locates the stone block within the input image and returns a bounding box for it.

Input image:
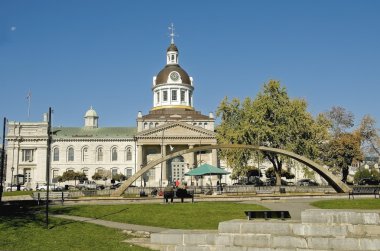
[330,237,360,250]
[183,233,216,245]
[214,235,233,246]
[151,233,183,245]
[348,225,380,237]
[240,222,293,235]
[217,247,248,251]
[178,246,213,251]
[301,210,380,225]
[271,236,308,249]
[292,223,347,237]
[358,238,380,250]
[306,237,330,250]
[218,220,243,233]
[233,234,271,247]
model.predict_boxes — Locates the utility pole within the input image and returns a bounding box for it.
[45,108,52,229]
[0,117,7,202]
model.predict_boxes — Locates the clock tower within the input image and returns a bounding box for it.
[151,25,194,111]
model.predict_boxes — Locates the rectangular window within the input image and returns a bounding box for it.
[111,169,118,178]
[97,148,103,161]
[52,170,58,183]
[22,149,34,162]
[156,92,160,103]
[180,90,185,102]
[24,168,32,182]
[148,168,155,179]
[163,90,168,101]
[126,168,133,178]
[172,90,177,101]
[53,148,59,161]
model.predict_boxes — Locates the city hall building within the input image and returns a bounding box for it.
[4,38,218,190]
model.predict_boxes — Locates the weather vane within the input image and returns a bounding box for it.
[168,23,177,44]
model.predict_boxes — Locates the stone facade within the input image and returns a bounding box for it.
[3,39,218,190]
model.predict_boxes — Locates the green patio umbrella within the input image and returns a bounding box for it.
[185,163,230,176]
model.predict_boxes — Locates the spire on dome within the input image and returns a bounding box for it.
[169,23,176,44]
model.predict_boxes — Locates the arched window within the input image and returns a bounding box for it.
[111,168,118,179]
[68,147,74,162]
[126,147,132,161]
[53,148,59,161]
[82,147,89,162]
[97,148,103,162]
[111,147,118,161]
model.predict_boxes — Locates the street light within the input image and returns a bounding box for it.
[10,167,14,191]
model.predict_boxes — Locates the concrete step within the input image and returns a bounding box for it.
[218,220,380,238]
[215,234,380,250]
[150,230,218,246]
[301,209,380,225]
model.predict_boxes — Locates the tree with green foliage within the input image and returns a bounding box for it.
[354,168,380,184]
[265,167,295,179]
[58,170,87,182]
[322,106,364,183]
[358,115,380,156]
[324,132,363,183]
[217,80,328,185]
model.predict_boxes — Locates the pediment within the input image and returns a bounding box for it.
[136,121,215,138]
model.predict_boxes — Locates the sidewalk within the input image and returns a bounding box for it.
[52,214,170,233]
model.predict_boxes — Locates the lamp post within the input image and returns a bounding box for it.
[10,167,14,191]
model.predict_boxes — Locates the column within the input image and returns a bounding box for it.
[212,148,218,167]
[162,144,167,181]
[137,145,143,169]
[188,145,195,168]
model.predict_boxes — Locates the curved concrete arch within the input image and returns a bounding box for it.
[112,144,350,196]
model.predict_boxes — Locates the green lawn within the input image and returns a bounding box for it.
[51,202,267,229]
[311,198,380,209]
[0,205,150,251]
[2,190,33,196]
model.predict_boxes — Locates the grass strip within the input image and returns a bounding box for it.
[51,202,267,229]
[311,198,380,209]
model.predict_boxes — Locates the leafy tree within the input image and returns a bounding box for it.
[324,106,354,137]
[92,171,103,181]
[113,173,126,182]
[265,167,295,179]
[358,115,380,156]
[60,170,87,182]
[217,80,327,185]
[353,169,372,183]
[324,132,363,183]
[322,107,365,182]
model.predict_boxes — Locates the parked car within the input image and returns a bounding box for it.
[248,176,264,186]
[5,185,29,192]
[36,184,63,191]
[76,180,97,190]
[296,179,319,186]
[110,182,122,189]
[358,178,380,186]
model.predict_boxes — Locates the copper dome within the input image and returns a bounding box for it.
[155,65,191,85]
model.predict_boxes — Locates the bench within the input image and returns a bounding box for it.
[163,188,194,203]
[348,186,379,199]
[244,210,291,220]
[33,191,70,205]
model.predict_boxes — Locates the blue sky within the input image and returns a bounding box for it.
[1,0,379,128]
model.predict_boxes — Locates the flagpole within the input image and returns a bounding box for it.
[27,91,31,121]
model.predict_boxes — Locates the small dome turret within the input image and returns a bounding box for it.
[84,106,99,128]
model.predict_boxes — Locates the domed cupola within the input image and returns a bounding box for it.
[84,106,99,128]
[151,24,194,111]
